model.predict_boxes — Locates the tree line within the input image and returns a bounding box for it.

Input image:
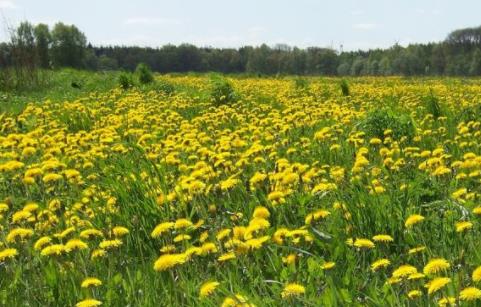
[2,21,481,77]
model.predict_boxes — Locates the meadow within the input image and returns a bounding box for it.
[1,72,481,306]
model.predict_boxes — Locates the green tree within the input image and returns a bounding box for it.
[51,23,87,68]
[34,23,51,68]
[469,48,481,75]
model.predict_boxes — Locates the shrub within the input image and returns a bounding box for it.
[209,74,237,106]
[118,72,134,90]
[361,108,416,141]
[422,91,442,118]
[136,63,154,84]
[340,79,350,96]
[150,79,175,95]
[293,77,309,91]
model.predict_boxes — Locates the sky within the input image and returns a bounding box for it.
[0,0,480,51]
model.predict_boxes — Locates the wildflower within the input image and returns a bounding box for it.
[151,222,174,238]
[153,253,187,271]
[456,221,473,232]
[438,297,456,307]
[423,258,450,275]
[473,206,481,215]
[80,229,103,239]
[41,244,69,256]
[408,273,425,280]
[34,236,52,250]
[252,206,270,219]
[353,238,375,249]
[425,277,450,294]
[372,234,393,243]
[99,239,122,249]
[459,287,481,301]
[91,249,106,260]
[173,234,191,242]
[408,290,422,299]
[174,219,193,229]
[321,261,336,270]
[76,299,102,307]
[218,252,236,262]
[6,228,34,243]
[112,226,129,237]
[81,277,102,288]
[282,254,296,264]
[371,259,391,271]
[305,210,330,224]
[66,239,89,251]
[42,173,63,183]
[199,281,220,298]
[405,214,425,228]
[408,246,426,254]
[0,248,18,262]
[392,265,418,278]
[281,283,305,299]
[473,266,481,282]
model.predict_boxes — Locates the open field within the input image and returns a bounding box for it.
[2,74,481,306]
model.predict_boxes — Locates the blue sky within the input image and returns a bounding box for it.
[0,0,480,51]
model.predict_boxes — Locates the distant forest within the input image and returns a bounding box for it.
[2,21,481,76]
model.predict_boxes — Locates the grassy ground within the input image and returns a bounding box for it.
[1,73,481,306]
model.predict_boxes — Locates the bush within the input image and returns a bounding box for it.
[293,77,309,91]
[149,79,175,95]
[422,91,442,118]
[361,108,416,141]
[340,79,350,96]
[135,63,154,84]
[118,72,133,90]
[209,74,237,106]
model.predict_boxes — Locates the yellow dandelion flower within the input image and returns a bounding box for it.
[425,277,450,294]
[218,252,236,262]
[112,226,129,237]
[0,248,18,261]
[151,222,174,238]
[76,299,102,307]
[372,234,393,243]
[99,239,122,249]
[459,287,481,301]
[405,214,424,228]
[321,261,336,270]
[65,239,88,251]
[408,246,426,254]
[456,221,473,232]
[6,228,34,243]
[408,290,422,299]
[91,249,106,260]
[423,258,450,275]
[473,206,481,215]
[392,265,418,278]
[81,277,102,288]
[252,206,270,219]
[281,283,305,299]
[199,281,220,298]
[41,244,70,256]
[33,236,51,250]
[371,258,391,271]
[473,266,481,282]
[153,253,187,271]
[438,297,455,307]
[353,238,375,249]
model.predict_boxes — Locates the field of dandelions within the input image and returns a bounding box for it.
[2,74,481,306]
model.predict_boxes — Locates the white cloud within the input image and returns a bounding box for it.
[124,17,182,26]
[0,0,17,9]
[352,23,377,30]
